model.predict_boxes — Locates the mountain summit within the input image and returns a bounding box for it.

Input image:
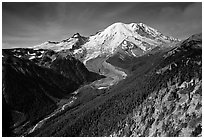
[82,22,180,62]
[33,22,180,63]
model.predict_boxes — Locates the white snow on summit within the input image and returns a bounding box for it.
[32,22,180,63]
[82,22,179,63]
[33,33,87,52]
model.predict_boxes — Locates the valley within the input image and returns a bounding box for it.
[22,52,129,136]
[86,55,127,89]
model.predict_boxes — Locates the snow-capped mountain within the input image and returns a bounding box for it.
[33,33,88,52]
[33,22,180,63]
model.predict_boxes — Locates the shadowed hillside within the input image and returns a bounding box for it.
[2,50,104,136]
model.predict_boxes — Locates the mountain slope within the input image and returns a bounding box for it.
[26,33,201,137]
[2,55,69,136]
[3,48,104,84]
[2,49,104,136]
[110,33,202,137]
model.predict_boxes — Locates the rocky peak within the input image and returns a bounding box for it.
[72,33,81,38]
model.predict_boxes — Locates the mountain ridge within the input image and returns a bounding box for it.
[32,22,180,64]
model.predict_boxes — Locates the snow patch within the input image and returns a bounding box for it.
[29,56,35,60]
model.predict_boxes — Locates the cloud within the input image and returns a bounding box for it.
[151,2,202,39]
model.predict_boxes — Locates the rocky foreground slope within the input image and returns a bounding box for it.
[110,34,202,137]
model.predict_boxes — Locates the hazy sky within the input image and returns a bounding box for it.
[2,2,202,48]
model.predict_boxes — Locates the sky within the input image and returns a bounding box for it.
[2,2,202,48]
